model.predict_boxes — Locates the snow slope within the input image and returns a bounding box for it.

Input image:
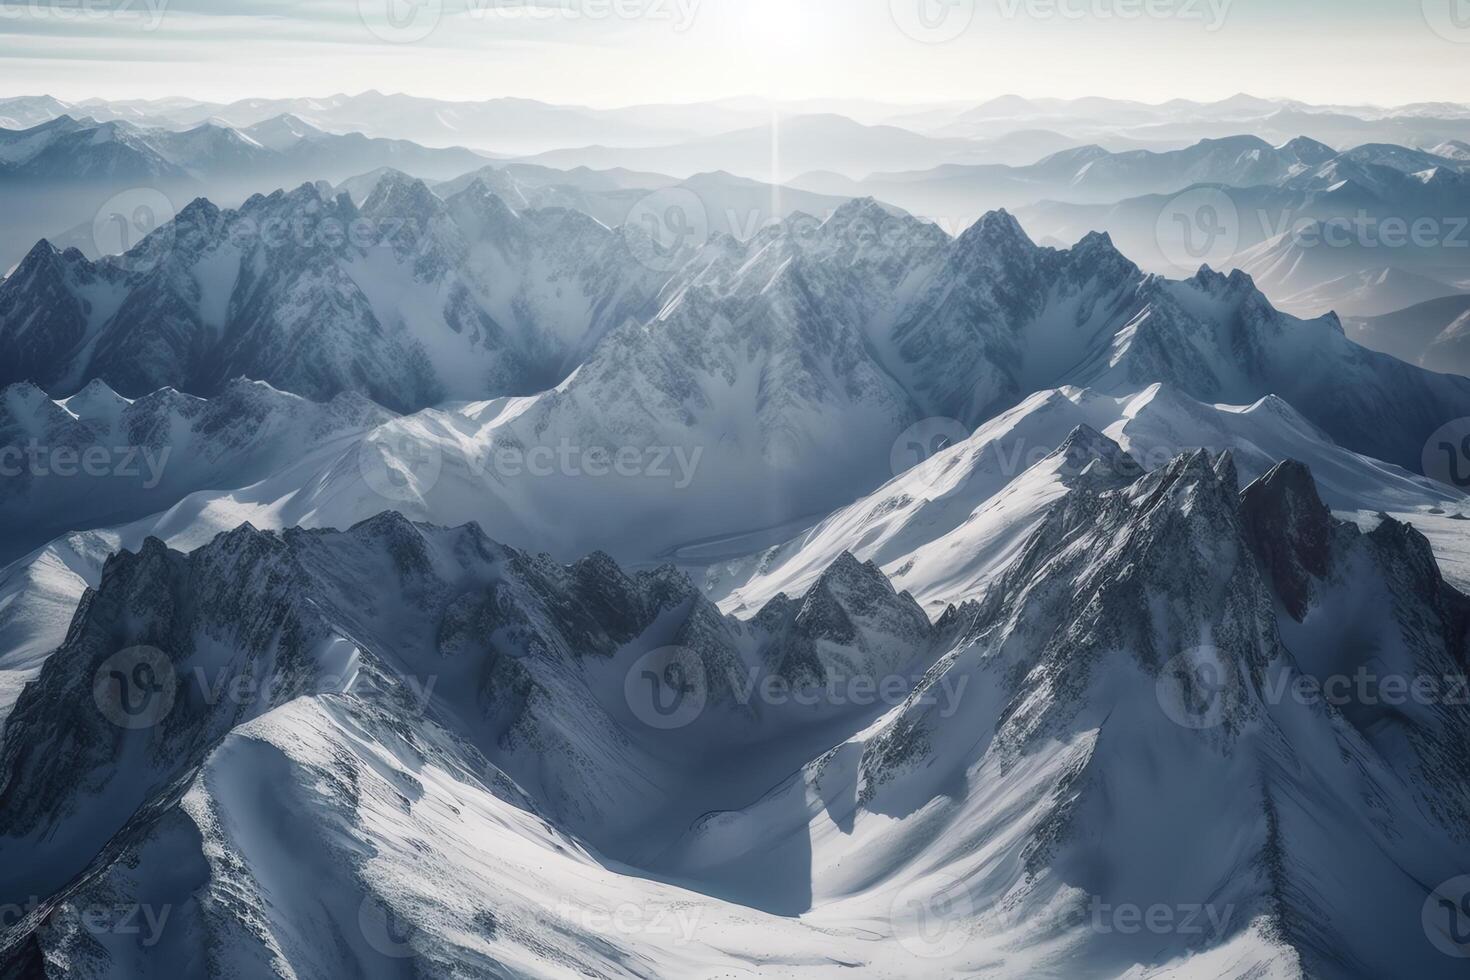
[704,384,1460,617]
[0,378,391,564]
[2,456,1468,978]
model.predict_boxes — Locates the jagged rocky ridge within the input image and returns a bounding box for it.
[1,440,1467,977]
[0,377,392,564]
[4,178,1469,478]
[0,174,667,411]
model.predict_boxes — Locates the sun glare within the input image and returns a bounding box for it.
[734,0,813,50]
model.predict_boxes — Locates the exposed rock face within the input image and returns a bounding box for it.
[1239,459,1336,620]
[0,377,391,563]
[6,186,1470,478]
[0,180,667,412]
[2,454,1468,976]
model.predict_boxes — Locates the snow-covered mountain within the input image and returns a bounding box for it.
[704,384,1461,618]
[0,378,392,564]
[1235,233,1467,318]
[2,447,1467,977]
[19,91,1470,155]
[1435,139,1470,161]
[0,95,71,131]
[803,135,1470,233]
[429,164,863,242]
[1011,154,1470,317]
[7,187,1470,498]
[1020,172,1470,283]
[6,150,1470,979]
[897,92,1470,145]
[521,113,1005,182]
[0,115,488,186]
[0,115,491,271]
[0,176,668,410]
[1346,295,1470,375]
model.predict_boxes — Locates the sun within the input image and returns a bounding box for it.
[734,0,814,50]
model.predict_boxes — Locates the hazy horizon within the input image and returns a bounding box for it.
[3,0,1468,109]
[7,88,1469,114]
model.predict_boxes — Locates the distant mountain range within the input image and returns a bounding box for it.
[519,113,1030,181]
[5,93,1469,327]
[1346,294,1470,375]
[7,91,1470,155]
[810,134,1470,218]
[898,92,1470,147]
[0,114,490,270]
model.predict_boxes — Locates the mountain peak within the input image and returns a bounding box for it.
[1054,424,1143,483]
[1239,459,1333,620]
[1127,448,1236,517]
[957,209,1033,250]
[1067,229,1135,276]
[756,550,934,686]
[1187,263,1258,296]
[825,196,887,222]
[1038,144,1110,167]
[13,238,60,273]
[1280,135,1337,164]
[445,178,520,223]
[360,170,441,218]
[60,378,131,421]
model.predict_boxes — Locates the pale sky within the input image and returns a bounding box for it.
[2,0,1466,108]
